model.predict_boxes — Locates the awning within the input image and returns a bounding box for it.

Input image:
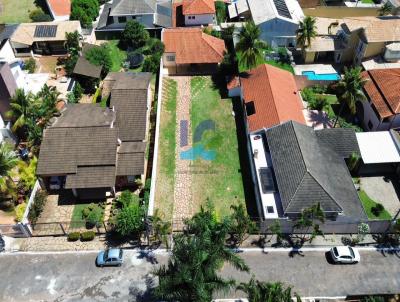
[356,131,400,164]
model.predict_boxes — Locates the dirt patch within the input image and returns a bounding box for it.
[0,210,15,224]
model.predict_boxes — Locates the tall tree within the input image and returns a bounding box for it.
[296,16,317,50]
[0,143,19,200]
[333,66,367,127]
[151,209,172,249]
[120,20,150,50]
[85,43,112,76]
[65,31,82,57]
[35,85,60,125]
[6,89,32,133]
[70,0,99,28]
[153,203,249,302]
[237,276,301,302]
[229,203,257,248]
[235,21,268,70]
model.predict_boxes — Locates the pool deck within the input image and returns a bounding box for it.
[294,64,338,76]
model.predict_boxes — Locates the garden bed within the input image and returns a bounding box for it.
[358,190,391,220]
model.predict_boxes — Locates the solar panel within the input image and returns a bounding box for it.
[259,167,276,194]
[180,120,188,147]
[273,0,292,19]
[34,25,58,38]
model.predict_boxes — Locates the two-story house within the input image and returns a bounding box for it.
[182,0,216,26]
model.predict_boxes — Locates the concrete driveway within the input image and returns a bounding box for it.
[0,249,399,301]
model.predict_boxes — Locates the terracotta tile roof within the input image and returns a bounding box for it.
[240,64,306,132]
[182,0,215,15]
[47,0,71,16]
[163,28,226,64]
[362,69,400,119]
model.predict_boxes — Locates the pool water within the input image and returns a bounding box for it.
[302,71,340,81]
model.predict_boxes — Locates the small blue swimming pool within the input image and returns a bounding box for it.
[302,71,340,81]
[180,144,216,161]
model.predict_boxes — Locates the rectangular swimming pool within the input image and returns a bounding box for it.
[302,71,340,81]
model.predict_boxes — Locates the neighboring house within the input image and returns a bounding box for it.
[230,64,305,133]
[73,44,102,80]
[182,0,216,26]
[45,0,71,21]
[0,24,18,63]
[304,16,400,65]
[228,0,304,47]
[37,72,152,198]
[359,68,400,131]
[0,62,17,121]
[96,0,172,38]
[162,27,226,74]
[250,120,367,221]
[9,21,81,57]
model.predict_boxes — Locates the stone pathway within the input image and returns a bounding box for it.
[171,76,193,230]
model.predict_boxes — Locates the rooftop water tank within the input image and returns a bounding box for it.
[384,43,400,62]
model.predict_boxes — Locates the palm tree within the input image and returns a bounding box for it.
[235,21,268,70]
[6,88,32,133]
[153,204,249,301]
[0,143,19,201]
[333,66,367,127]
[35,85,60,125]
[296,16,317,50]
[237,276,301,302]
[229,203,257,248]
[378,2,393,16]
[151,209,172,249]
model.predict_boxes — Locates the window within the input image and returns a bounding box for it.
[368,120,373,130]
[266,206,274,214]
[107,16,114,25]
[188,16,196,20]
[118,16,127,23]
[166,55,175,62]
[245,101,256,116]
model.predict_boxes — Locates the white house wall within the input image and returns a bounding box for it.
[184,14,215,26]
[0,40,16,63]
[107,14,155,29]
[360,101,400,131]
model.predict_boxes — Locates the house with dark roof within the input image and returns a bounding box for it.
[73,44,102,80]
[359,68,400,131]
[182,0,216,26]
[36,72,152,198]
[249,120,367,221]
[95,0,172,38]
[162,27,226,74]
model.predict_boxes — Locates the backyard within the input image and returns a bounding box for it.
[0,0,37,23]
[237,50,294,73]
[154,76,245,225]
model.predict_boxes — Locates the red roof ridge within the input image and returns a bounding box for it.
[183,0,215,15]
[201,32,226,58]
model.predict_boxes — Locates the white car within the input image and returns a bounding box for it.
[330,246,360,264]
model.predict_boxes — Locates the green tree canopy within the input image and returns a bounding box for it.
[120,20,150,50]
[235,21,268,70]
[65,31,82,56]
[296,16,317,50]
[115,192,145,237]
[70,0,99,28]
[84,44,112,76]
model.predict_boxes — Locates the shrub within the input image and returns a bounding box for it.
[82,203,103,228]
[15,203,27,222]
[28,191,48,224]
[117,190,140,208]
[68,232,80,241]
[144,38,165,56]
[65,55,78,76]
[215,1,226,24]
[341,236,353,246]
[120,20,149,50]
[142,54,161,74]
[80,231,95,241]
[371,203,384,216]
[29,8,52,22]
[73,82,84,100]
[115,201,145,237]
[23,58,36,74]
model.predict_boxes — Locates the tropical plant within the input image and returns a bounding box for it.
[237,276,301,302]
[356,222,370,243]
[151,209,172,249]
[333,66,367,127]
[153,203,249,301]
[142,54,161,74]
[6,89,32,133]
[120,20,150,50]
[235,21,268,70]
[65,31,82,57]
[116,190,140,208]
[215,1,227,24]
[35,85,60,124]
[23,58,37,73]
[15,203,27,222]
[17,157,37,192]
[269,220,283,243]
[115,198,145,237]
[292,202,325,245]
[229,203,257,247]
[378,2,393,16]
[296,16,317,50]
[0,143,19,200]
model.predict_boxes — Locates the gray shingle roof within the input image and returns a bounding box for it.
[0,24,18,43]
[73,44,102,79]
[52,104,115,128]
[315,128,360,158]
[266,121,366,219]
[65,166,116,189]
[110,0,156,16]
[37,127,118,177]
[116,142,146,176]
[109,72,152,142]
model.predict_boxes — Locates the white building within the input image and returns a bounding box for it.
[182,0,216,26]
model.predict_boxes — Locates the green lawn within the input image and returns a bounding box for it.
[361,0,374,3]
[0,0,37,23]
[237,51,294,73]
[190,77,245,217]
[154,78,177,222]
[106,40,127,72]
[358,190,391,220]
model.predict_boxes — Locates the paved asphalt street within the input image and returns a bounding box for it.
[0,249,399,301]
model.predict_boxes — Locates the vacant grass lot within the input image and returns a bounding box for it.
[190,77,245,217]
[358,190,391,220]
[154,78,177,222]
[0,0,37,23]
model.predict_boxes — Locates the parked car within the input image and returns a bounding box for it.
[49,176,61,190]
[330,246,360,264]
[96,249,123,267]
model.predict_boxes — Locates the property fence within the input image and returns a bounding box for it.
[0,223,30,238]
[30,221,111,237]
